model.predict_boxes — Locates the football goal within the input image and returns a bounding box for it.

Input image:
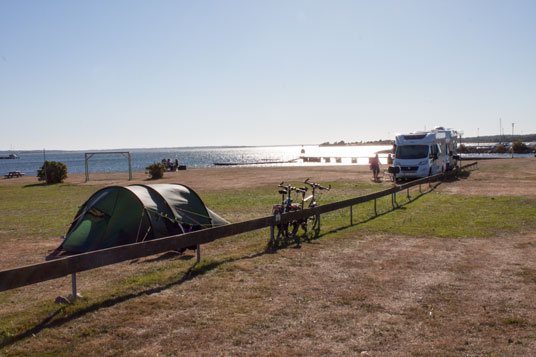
[84,152,133,182]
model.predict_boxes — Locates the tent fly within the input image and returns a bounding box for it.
[47,184,228,260]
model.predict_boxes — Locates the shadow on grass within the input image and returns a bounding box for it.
[22,183,48,188]
[0,251,265,349]
[132,251,195,264]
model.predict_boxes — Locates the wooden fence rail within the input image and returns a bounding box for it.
[0,162,477,293]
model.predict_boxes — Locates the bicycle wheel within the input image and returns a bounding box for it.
[299,219,309,242]
[307,214,320,239]
[289,219,302,246]
[277,222,290,246]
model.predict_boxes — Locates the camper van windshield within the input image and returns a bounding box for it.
[396,145,429,159]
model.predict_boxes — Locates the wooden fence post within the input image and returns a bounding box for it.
[350,205,353,225]
[71,273,77,301]
[197,244,201,263]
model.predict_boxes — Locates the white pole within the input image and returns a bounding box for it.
[499,118,502,143]
[512,123,515,158]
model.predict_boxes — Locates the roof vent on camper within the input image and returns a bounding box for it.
[403,134,427,140]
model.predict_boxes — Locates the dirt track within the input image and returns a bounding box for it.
[1,164,374,190]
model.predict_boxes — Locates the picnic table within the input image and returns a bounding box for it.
[4,171,25,179]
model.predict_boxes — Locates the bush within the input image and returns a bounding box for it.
[491,144,508,153]
[512,140,530,153]
[37,161,68,184]
[145,163,166,180]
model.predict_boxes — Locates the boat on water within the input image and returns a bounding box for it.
[0,154,19,159]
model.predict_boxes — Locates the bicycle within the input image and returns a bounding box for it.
[270,182,303,248]
[301,178,331,239]
[269,179,330,249]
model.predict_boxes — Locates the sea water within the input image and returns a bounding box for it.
[2,145,532,177]
[0,145,393,176]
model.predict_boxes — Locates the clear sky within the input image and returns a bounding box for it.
[1,0,535,150]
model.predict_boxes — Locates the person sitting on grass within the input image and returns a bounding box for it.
[369,154,380,182]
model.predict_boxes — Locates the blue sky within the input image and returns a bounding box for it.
[1,0,535,150]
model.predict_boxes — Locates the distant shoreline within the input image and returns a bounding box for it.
[319,141,394,147]
[0,144,317,154]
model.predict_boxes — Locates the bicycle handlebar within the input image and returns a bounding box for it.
[278,182,305,194]
[304,178,331,191]
[295,187,308,194]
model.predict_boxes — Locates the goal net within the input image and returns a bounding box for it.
[84,152,133,182]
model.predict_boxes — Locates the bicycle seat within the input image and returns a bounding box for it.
[278,190,287,195]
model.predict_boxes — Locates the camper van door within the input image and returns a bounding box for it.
[430,143,446,174]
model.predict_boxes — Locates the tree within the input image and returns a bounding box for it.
[37,161,68,184]
[512,140,530,153]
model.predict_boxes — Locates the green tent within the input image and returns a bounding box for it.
[47,184,228,259]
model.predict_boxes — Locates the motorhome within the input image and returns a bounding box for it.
[391,127,459,179]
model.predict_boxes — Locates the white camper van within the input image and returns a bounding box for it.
[392,127,459,180]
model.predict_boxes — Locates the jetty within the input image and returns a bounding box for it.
[214,159,298,166]
[214,155,393,166]
[300,155,390,165]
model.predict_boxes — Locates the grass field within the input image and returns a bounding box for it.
[1,160,536,355]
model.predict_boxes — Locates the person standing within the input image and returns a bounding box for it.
[369,154,381,182]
